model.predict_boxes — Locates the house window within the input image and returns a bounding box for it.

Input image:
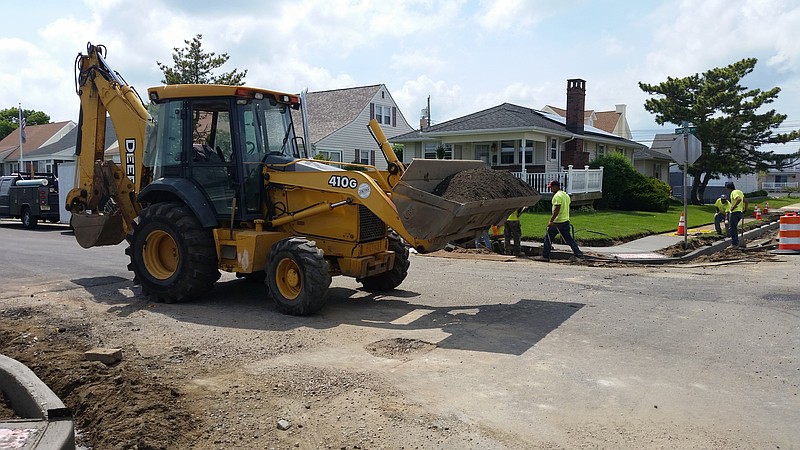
[424,143,437,159]
[317,150,342,162]
[500,140,515,164]
[375,105,391,125]
[550,138,558,160]
[520,140,533,164]
[598,144,605,158]
[424,143,452,159]
[653,163,661,179]
[355,149,370,165]
[442,144,453,160]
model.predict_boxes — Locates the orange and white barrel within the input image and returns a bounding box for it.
[776,212,800,254]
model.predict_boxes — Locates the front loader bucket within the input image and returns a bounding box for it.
[71,213,127,248]
[391,159,540,252]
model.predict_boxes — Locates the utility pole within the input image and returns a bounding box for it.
[426,96,431,128]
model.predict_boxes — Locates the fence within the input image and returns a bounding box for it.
[762,181,798,192]
[513,165,603,195]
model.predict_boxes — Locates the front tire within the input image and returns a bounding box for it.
[267,237,331,316]
[125,202,220,303]
[357,231,410,291]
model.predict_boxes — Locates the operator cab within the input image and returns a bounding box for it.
[144,86,307,222]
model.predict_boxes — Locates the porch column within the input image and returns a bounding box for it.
[521,137,527,175]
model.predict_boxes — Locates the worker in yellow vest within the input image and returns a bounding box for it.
[725,182,748,247]
[536,180,583,262]
[713,194,731,236]
[504,208,523,256]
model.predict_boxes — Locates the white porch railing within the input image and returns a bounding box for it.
[513,165,604,195]
[762,181,798,192]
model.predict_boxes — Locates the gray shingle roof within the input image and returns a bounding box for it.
[27,117,116,158]
[292,85,382,143]
[633,148,673,161]
[393,103,643,148]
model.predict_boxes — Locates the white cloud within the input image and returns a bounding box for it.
[394,75,463,125]
[390,51,446,73]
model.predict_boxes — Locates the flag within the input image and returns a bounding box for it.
[20,116,26,144]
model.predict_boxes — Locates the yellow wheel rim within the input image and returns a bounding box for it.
[275,257,302,300]
[143,230,178,280]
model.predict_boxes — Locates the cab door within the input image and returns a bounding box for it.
[188,100,238,217]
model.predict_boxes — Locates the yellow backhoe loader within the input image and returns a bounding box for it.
[67,43,539,315]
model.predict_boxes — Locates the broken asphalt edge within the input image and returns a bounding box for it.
[679,219,780,262]
[523,219,782,265]
[0,353,76,449]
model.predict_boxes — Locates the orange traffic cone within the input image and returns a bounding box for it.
[677,212,686,236]
[754,205,762,220]
[764,201,769,214]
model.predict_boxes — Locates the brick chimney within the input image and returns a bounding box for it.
[566,79,586,134]
[563,79,589,167]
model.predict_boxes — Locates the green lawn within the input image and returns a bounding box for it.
[517,196,799,244]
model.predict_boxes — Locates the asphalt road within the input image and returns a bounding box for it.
[1,218,798,448]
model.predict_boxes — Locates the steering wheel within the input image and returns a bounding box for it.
[246,141,256,155]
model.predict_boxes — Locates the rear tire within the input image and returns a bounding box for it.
[21,207,37,229]
[358,231,410,291]
[267,237,331,316]
[125,202,220,303]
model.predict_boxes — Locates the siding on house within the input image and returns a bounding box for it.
[296,85,414,169]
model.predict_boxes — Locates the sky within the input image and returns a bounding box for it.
[1,0,799,153]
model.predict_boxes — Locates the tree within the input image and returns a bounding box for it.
[392,143,404,162]
[639,58,800,204]
[0,107,51,140]
[435,144,446,160]
[157,34,247,85]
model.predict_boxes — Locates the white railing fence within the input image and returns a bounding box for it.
[513,165,604,194]
[762,181,799,192]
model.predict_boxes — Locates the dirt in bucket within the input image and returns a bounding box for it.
[431,168,538,202]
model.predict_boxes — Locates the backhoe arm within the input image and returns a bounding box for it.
[67,43,149,248]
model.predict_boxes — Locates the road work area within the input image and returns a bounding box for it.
[0,225,798,449]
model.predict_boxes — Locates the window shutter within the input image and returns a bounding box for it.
[354,149,360,164]
[370,103,374,120]
[392,107,397,127]
[370,150,375,165]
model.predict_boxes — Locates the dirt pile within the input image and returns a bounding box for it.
[432,168,538,203]
[0,312,202,449]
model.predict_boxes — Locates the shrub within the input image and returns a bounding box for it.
[589,153,671,212]
[745,190,768,198]
[589,153,637,209]
[626,177,671,212]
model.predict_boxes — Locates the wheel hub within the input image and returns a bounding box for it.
[143,229,178,280]
[276,258,302,300]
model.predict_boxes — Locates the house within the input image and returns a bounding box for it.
[0,121,75,175]
[391,79,645,197]
[292,84,415,170]
[762,167,800,193]
[634,134,675,185]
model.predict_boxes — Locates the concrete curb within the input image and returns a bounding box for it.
[0,353,75,450]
